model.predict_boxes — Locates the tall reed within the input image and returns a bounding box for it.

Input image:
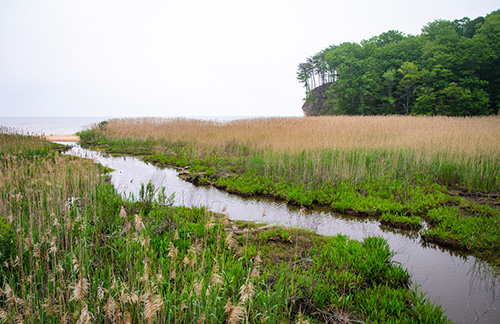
[99,116,500,156]
[89,116,500,193]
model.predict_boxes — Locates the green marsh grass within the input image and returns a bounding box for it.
[0,132,449,322]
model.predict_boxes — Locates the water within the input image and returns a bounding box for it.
[0,116,259,136]
[64,144,500,324]
[0,116,109,135]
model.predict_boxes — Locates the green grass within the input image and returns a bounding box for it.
[0,132,450,322]
[422,202,500,259]
[380,213,423,230]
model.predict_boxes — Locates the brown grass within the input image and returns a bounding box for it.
[101,116,500,155]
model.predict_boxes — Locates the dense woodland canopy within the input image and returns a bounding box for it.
[297,10,500,116]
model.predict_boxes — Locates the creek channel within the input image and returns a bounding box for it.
[64,144,499,324]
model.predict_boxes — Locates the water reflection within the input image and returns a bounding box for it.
[64,144,500,324]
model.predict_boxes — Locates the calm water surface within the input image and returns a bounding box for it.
[0,116,255,135]
[64,144,500,324]
[0,116,108,135]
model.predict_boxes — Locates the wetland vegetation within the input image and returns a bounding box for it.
[79,116,500,267]
[0,129,450,322]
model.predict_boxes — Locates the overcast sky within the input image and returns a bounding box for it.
[0,1,498,118]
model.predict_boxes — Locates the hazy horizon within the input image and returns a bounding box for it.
[0,115,278,135]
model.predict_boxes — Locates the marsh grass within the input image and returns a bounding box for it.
[85,116,500,193]
[94,116,500,155]
[78,116,500,263]
[0,132,449,322]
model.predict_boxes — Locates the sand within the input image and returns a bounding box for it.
[45,134,80,142]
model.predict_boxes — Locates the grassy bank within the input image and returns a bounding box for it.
[0,132,449,322]
[78,116,500,265]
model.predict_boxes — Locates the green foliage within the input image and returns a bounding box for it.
[423,203,500,255]
[77,128,103,144]
[380,213,423,230]
[299,10,500,116]
[0,216,15,267]
[398,61,420,114]
[356,285,447,323]
[259,228,291,241]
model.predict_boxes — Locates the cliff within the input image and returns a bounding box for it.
[301,83,334,116]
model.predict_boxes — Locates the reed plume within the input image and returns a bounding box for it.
[210,263,223,286]
[239,280,254,303]
[224,299,245,324]
[167,241,178,261]
[70,278,89,302]
[76,303,91,324]
[134,214,145,232]
[104,295,117,322]
[119,206,127,219]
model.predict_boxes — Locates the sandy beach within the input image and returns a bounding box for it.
[45,134,80,142]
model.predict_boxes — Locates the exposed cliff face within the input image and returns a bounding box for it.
[301,83,334,116]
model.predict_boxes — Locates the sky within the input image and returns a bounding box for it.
[0,0,498,118]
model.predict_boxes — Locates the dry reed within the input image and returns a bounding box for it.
[101,116,500,155]
[90,116,500,193]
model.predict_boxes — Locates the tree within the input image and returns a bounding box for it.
[297,63,311,93]
[397,62,420,114]
[453,16,485,38]
[376,30,405,47]
[436,82,471,115]
[475,11,500,113]
[382,68,397,112]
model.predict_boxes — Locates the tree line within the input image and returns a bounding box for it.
[297,10,500,116]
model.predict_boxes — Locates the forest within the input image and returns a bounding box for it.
[297,10,500,116]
